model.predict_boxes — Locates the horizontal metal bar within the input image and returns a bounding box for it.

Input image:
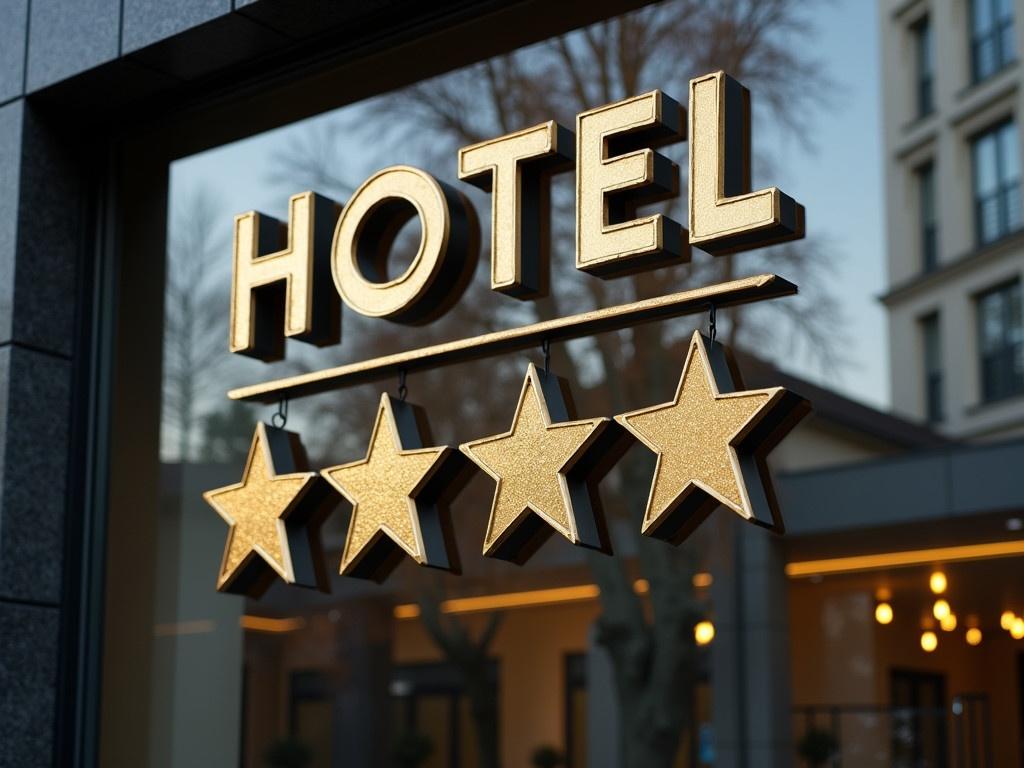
[229,273,797,403]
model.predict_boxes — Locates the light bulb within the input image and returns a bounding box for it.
[1001,611,1016,631]
[933,599,950,621]
[966,628,983,646]
[692,572,713,588]
[940,613,957,632]
[875,603,894,625]
[921,631,938,652]
[929,571,947,594]
[1012,618,1024,640]
[694,620,715,646]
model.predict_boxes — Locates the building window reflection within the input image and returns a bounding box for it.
[976,279,1024,402]
[922,312,943,422]
[971,0,1015,82]
[914,17,934,118]
[918,161,938,271]
[971,120,1021,246]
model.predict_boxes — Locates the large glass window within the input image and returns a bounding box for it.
[99,3,1024,768]
[922,312,943,422]
[972,120,1021,245]
[977,279,1024,402]
[971,0,1015,82]
[914,17,934,118]
[918,161,938,271]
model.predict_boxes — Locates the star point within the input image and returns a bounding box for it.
[461,363,630,563]
[203,423,333,597]
[616,331,810,544]
[322,393,468,582]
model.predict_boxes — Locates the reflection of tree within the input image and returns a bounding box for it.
[200,400,257,465]
[272,2,838,765]
[162,186,230,462]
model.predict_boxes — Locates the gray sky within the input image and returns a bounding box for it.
[170,0,889,411]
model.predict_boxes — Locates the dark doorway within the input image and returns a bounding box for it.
[891,668,948,768]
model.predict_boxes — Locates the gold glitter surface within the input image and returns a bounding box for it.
[618,332,775,525]
[204,425,314,587]
[323,395,446,572]
[462,367,601,552]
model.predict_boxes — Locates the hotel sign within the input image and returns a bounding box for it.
[203,72,811,597]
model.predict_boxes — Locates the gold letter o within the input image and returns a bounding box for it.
[331,165,477,322]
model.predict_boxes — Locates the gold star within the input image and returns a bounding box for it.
[203,423,332,597]
[616,331,810,543]
[461,364,629,563]
[322,394,469,582]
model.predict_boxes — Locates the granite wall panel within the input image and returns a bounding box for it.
[0,346,71,605]
[26,0,120,91]
[0,0,28,102]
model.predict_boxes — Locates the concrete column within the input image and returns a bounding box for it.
[711,515,794,768]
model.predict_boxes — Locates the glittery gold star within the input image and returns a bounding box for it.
[203,423,333,597]
[461,364,630,563]
[322,394,470,582]
[616,331,810,544]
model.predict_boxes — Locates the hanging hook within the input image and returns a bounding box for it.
[541,338,551,374]
[708,303,717,344]
[398,369,408,402]
[272,398,289,429]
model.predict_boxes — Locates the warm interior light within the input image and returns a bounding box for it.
[695,620,715,646]
[240,615,305,633]
[786,540,1024,578]
[1012,618,1024,640]
[392,578,655,619]
[929,571,947,594]
[1001,610,1016,630]
[933,599,951,621]
[875,602,894,625]
[920,631,938,652]
[692,572,713,588]
[966,628,983,646]
[940,613,957,632]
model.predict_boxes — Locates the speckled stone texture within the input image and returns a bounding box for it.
[0,102,21,346]
[4,105,78,356]
[0,602,58,768]
[0,346,70,605]
[0,0,28,103]
[26,0,120,91]
[122,0,231,53]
